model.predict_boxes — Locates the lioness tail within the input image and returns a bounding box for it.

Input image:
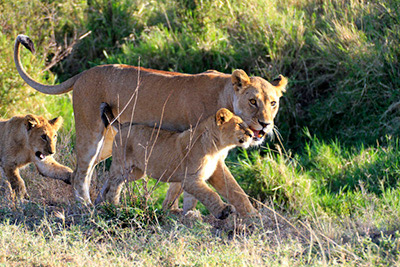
[100,102,120,130]
[14,34,82,94]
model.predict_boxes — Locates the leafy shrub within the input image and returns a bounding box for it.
[230,148,311,211]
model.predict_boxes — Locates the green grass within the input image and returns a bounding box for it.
[1,0,400,265]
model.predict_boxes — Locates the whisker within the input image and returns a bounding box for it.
[273,126,283,141]
[273,126,289,157]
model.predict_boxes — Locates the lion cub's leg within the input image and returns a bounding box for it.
[35,157,73,184]
[184,178,234,220]
[162,182,183,211]
[96,168,145,205]
[2,166,29,200]
[163,184,199,214]
[182,192,198,215]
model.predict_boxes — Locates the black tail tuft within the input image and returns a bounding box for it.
[17,35,35,54]
[100,102,115,128]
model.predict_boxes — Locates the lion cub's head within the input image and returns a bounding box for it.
[215,108,254,149]
[24,115,63,161]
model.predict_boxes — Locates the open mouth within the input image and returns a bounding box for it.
[35,151,46,160]
[251,128,265,141]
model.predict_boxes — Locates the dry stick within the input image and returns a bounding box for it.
[41,31,92,73]
[139,95,173,202]
[270,198,282,245]
[260,128,359,262]
[148,116,204,200]
[249,196,308,241]
[251,194,361,262]
[96,61,141,203]
[306,221,327,266]
[98,64,203,207]
[123,61,142,203]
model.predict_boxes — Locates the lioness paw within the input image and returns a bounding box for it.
[217,204,235,220]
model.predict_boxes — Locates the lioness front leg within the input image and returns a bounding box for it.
[2,166,28,200]
[184,178,234,220]
[35,157,73,184]
[208,159,257,216]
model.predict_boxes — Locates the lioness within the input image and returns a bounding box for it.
[95,103,253,219]
[0,114,72,200]
[14,35,287,215]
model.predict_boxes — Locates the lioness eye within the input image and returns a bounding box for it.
[249,99,257,106]
[271,101,277,107]
[41,134,47,141]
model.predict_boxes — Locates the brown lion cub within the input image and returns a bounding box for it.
[0,114,73,200]
[96,103,254,219]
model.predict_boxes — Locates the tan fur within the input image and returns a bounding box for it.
[14,35,288,214]
[96,107,254,219]
[0,114,72,200]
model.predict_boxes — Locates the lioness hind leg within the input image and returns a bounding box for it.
[184,178,233,220]
[73,127,108,204]
[2,167,29,200]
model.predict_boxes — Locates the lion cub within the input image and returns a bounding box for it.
[96,103,254,219]
[0,114,73,200]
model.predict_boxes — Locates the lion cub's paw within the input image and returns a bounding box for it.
[217,204,235,220]
[184,210,202,220]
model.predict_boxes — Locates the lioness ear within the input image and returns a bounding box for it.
[216,108,234,126]
[49,117,63,131]
[271,74,288,97]
[25,115,39,131]
[231,69,250,92]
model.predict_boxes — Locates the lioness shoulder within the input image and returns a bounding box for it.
[0,114,72,200]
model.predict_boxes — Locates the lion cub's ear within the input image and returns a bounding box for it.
[271,74,288,97]
[216,108,234,126]
[25,115,39,131]
[232,69,250,92]
[49,117,64,131]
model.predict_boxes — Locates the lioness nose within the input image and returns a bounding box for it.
[48,146,55,155]
[258,120,270,129]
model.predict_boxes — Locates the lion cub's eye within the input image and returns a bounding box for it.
[249,99,257,106]
[271,101,277,107]
[41,134,47,141]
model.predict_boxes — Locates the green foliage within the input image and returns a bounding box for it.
[0,0,82,129]
[98,200,162,229]
[230,148,311,211]
[303,136,400,196]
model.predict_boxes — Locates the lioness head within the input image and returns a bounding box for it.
[24,115,63,161]
[231,69,288,145]
[215,108,254,149]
